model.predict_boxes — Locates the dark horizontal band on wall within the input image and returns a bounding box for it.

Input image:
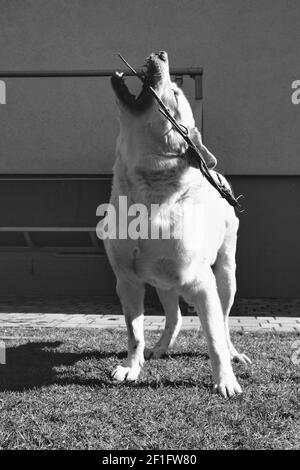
[0,175,298,297]
[0,173,298,180]
[0,67,203,78]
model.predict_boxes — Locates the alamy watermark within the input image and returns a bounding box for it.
[96,196,206,248]
[291,80,300,105]
[1,79,299,106]
[291,340,300,366]
[0,80,6,104]
[0,340,6,365]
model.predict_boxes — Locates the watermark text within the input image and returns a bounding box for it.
[0,340,6,365]
[0,81,6,104]
[291,80,300,105]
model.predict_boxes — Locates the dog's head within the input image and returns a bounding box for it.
[111,51,216,169]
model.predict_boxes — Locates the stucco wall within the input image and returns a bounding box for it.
[0,0,299,174]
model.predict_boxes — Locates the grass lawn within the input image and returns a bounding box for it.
[0,327,299,450]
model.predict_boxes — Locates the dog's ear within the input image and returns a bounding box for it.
[189,127,217,169]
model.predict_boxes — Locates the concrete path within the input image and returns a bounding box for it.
[0,313,299,332]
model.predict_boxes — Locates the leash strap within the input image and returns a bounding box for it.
[117,54,243,209]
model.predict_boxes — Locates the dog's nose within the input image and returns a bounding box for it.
[147,51,168,63]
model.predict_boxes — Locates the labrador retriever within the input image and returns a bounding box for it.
[104,51,251,397]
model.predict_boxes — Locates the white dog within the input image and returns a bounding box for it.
[105,51,251,398]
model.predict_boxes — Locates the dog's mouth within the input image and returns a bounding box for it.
[141,51,170,86]
[111,51,170,114]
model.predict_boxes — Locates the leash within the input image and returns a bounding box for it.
[117,54,243,210]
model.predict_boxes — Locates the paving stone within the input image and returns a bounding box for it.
[263,318,282,323]
[278,325,298,331]
[277,318,300,323]
[241,325,267,331]
[236,318,260,324]
[0,311,299,332]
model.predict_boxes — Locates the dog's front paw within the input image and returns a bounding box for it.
[213,374,242,398]
[144,347,167,359]
[111,365,140,382]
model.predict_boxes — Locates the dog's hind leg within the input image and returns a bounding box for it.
[181,268,242,398]
[144,288,182,359]
[111,279,145,382]
[213,225,252,365]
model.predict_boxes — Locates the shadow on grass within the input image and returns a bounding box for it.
[166,351,209,360]
[0,341,124,392]
[0,341,209,392]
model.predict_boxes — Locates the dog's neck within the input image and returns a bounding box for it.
[112,150,203,208]
[112,104,203,206]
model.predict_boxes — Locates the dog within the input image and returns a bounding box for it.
[104,51,251,398]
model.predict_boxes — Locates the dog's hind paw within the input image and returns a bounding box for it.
[111,365,140,382]
[144,347,167,359]
[231,352,252,365]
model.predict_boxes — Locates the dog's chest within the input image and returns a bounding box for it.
[106,168,226,288]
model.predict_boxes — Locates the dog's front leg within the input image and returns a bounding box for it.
[112,279,145,382]
[182,268,242,398]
